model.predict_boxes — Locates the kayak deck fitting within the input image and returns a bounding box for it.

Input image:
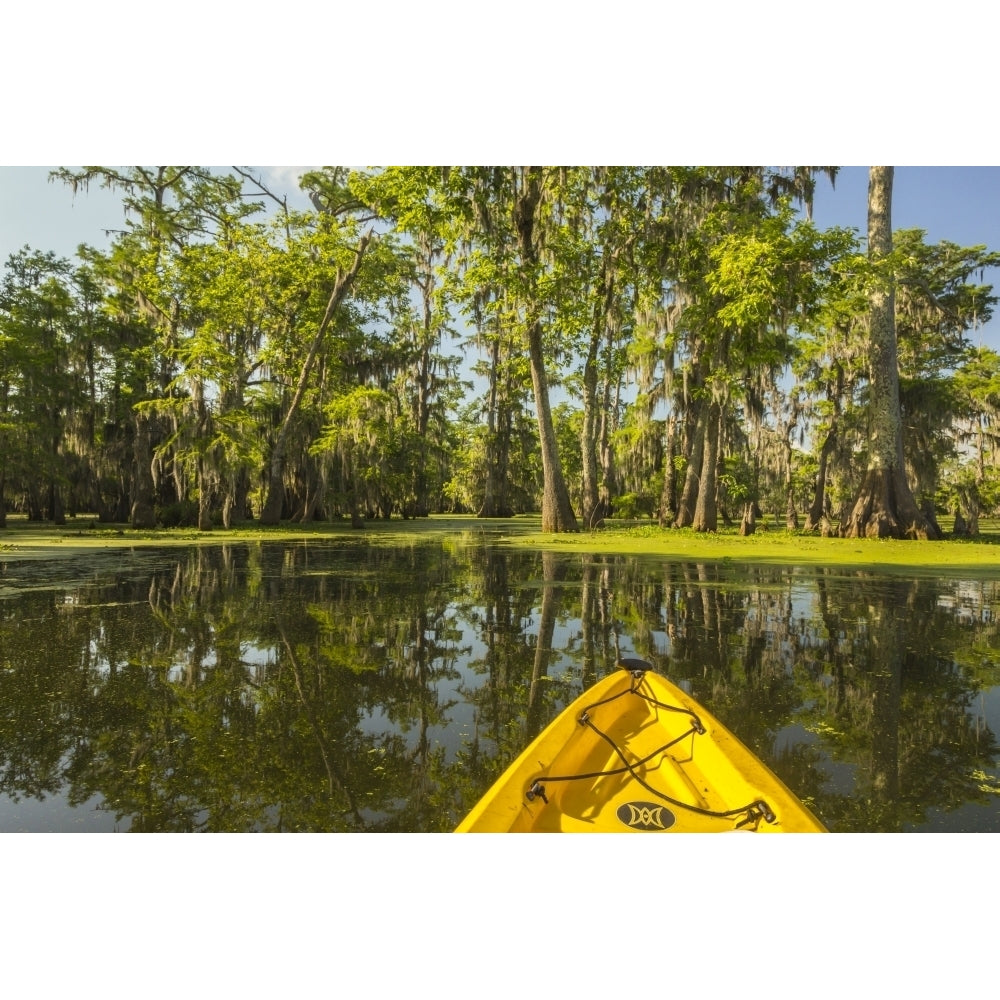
[456,659,826,833]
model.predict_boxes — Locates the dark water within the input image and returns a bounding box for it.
[2,536,1000,832]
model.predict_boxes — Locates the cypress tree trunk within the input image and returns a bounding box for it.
[674,399,707,528]
[130,411,157,528]
[581,249,618,530]
[197,463,213,531]
[805,362,844,532]
[843,167,941,540]
[527,316,579,532]
[260,230,373,526]
[48,482,66,525]
[804,424,835,531]
[513,168,578,532]
[659,415,677,527]
[225,468,250,527]
[580,327,602,529]
[785,480,799,530]
[597,375,618,522]
[478,340,513,517]
[691,399,721,532]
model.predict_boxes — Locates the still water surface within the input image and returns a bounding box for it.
[2,534,1000,832]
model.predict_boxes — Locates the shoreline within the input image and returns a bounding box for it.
[3,513,1000,576]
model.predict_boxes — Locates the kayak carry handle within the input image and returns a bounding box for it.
[756,800,776,824]
[736,799,777,828]
[617,657,653,675]
[526,781,548,804]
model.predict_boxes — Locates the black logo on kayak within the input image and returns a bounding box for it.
[616,801,676,831]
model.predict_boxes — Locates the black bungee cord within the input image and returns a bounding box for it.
[525,665,776,827]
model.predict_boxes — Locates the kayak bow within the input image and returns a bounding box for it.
[456,659,826,833]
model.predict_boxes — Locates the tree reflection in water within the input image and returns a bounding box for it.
[1,540,999,831]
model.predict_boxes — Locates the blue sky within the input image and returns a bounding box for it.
[812,166,1000,348]
[4,165,1000,349]
[0,166,315,263]
[812,166,1000,253]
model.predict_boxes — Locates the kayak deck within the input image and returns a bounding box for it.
[457,662,825,833]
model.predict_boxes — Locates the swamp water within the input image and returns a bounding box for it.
[2,535,1000,832]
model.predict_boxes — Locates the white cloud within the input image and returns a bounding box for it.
[257,166,318,194]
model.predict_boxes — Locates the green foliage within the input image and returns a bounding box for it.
[610,492,658,519]
[938,460,1000,520]
[156,500,199,528]
[443,408,543,516]
[4,165,1000,541]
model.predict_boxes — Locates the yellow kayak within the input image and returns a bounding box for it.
[456,659,826,832]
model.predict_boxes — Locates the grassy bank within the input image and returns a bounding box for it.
[514,521,1000,575]
[2,512,1000,575]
